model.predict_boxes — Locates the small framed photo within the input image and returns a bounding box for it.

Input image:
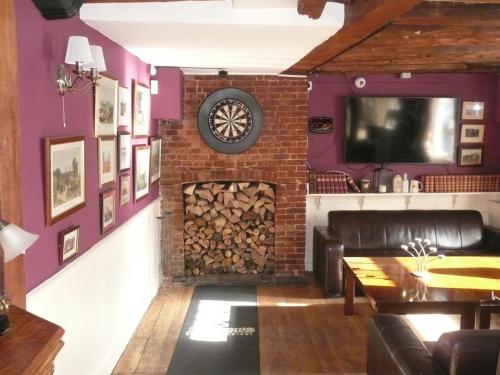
[58,225,79,265]
[118,86,132,128]
[462,101,484,120]
[44,136,86,226]
[118,131,131,171]
[149,137,161,184]
[95,75,119,137]
[98,136,117,188]
[134,145,151,201]
[460,124,484,144]
[132,80,151,137]
[120,174,131,206]
[458,146,483,167]
[100,189,116,234]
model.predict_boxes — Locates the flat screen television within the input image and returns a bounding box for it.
[344,96,459,164]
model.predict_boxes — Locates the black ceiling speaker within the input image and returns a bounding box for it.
[32,0,83,20]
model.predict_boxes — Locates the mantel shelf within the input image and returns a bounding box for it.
[308,192,500,197]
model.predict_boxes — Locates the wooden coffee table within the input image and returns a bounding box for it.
[343,256,500,329]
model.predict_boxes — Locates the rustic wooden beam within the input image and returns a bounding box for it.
[298,0,327,19]
[282,0,424,75]
[396,2,500,27]
[0,0,25,308]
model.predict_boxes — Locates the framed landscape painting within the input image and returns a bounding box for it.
[98,136,116,187]
[100,189,116,234]
[149,137,161,184]
[462,101,484,121]
[458,146,483,167]
[95,75,118,137]
[58,225,79,265]
[118,131,131,171]
[132,80,150,137]
[460,124,484,144]
[118,86,131,128]
[134,145,150,201]
[45,136,86,225]
[120,174,131,206]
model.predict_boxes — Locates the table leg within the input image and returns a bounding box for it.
[460,307,475,329]
[344,267,355,315]
[476,306,494,329]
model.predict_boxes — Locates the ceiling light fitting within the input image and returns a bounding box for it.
[218,69,228,78]
[57,36,107,96]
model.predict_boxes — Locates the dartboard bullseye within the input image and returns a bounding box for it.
[198,88,263,154]
[209,99,253,143]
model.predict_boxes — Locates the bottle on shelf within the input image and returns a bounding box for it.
[392,174,402,193]
[402,173,410,193]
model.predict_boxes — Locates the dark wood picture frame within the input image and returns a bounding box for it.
[118,131,131,172]
[149,136,161,184]
[44,135,86,226]
[134,145,150,202]
[100,189,116,234]
[58,225,80,265]
[458,145,484,167]
[132,80,150,138]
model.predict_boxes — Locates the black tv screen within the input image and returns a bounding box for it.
[344,97,459,164]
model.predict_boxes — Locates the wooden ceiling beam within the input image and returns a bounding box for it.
[298,0,327,19]
[282,0,424,75]
[395,2,500,27]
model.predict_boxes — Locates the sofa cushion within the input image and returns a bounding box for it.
[328,210,484,251]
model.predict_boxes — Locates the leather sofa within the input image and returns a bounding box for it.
[367,314,500,375]
[313,210,500,297]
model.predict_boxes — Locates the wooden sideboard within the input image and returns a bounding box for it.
[0,305,64,374]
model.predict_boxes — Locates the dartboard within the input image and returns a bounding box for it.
[198,88,263,153]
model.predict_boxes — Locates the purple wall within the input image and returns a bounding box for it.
[151,67,183,120]
[15,0,171,290]
[308,73,500,181]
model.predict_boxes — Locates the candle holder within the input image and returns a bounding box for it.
[401,238,440,278]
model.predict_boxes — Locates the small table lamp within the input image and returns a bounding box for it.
[0,220,39,334]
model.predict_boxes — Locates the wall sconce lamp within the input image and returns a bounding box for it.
[57,36,107,96]
[0,220,39,334]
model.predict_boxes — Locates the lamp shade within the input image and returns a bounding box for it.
[0,220,39,262]
[84,45,107,72]
[65,36,93,65]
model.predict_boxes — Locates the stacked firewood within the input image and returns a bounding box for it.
[183,181,275,276]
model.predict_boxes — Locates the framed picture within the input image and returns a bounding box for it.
[149,137,161,184]
[98,136,116,187]
[100,189,116,234]
[44,136,86,226]
[118,131,131,171]
[94,75,118,137]
[132,80,151,137]
[58,225,79,265]
[118,86,131,128]
[458,146,483,167]
[120,174,131,206]
[460,124,484,144]
[134,145,151,201]
[462,101,484,120]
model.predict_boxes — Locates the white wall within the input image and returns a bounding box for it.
[27,199,161,375]
[305,193,500,270]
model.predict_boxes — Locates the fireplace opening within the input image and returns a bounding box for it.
[183,181,276,276]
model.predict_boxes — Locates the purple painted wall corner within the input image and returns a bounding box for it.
[151,67,183,120]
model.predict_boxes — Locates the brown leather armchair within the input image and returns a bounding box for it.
[313,210,500,297]
[367,314,500,375]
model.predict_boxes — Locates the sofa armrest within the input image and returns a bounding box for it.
[433,329,500,375]
[367,314,446,375]
[313,226,344,297]
[484,226,500,253]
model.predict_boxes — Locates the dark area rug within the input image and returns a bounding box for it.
[166,285,260,375]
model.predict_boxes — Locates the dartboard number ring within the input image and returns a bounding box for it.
[198,88,263,154]
[209,99,253,143]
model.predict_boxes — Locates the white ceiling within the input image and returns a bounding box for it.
[80,0,344,75]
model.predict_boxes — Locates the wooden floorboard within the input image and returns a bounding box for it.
[113,281,499,374]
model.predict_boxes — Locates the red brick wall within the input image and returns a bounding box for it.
[159,75,308,278]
